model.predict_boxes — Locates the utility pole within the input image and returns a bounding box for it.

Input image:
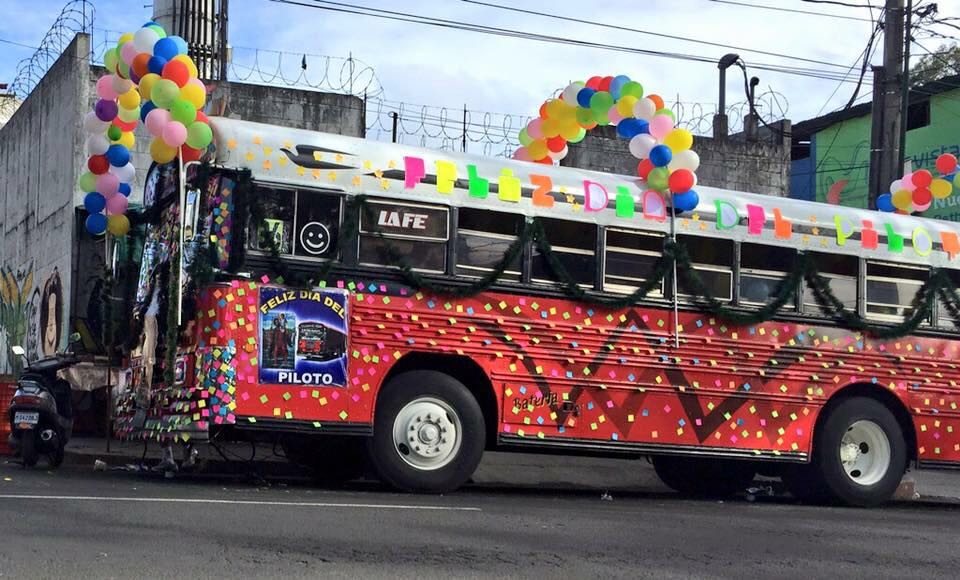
[868,0,906,209]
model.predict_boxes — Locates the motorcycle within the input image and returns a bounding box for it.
[7,333,81,468]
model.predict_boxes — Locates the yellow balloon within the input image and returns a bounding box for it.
[616,95,638,117]
[559,119,582,141]
[173,54,199,79]
[528,139,548,160]
[540,118,561,138]
[114,131,136,150]
[931,178,953,199]
[663,128,694,152]
[892,188,913,210]
[138,73,160,101]
[180,83,207,109]
[150,138,178,164]
[118,106,140,123]
[107,214,131,236]
[118,32,134,45]
[118,89,141,110]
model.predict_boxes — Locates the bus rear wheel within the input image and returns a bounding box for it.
[369,370,485,493]
[791,397,907,507]
[652,456,755,498]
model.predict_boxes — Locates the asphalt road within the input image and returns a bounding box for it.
[0,463,958,579]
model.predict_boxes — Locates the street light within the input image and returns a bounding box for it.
[715,53,741,140]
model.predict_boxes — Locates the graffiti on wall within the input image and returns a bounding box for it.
[39,270,63,358]
[0,265,35,373]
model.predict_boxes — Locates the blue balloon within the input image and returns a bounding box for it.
[673,190,700,213]
[170,36,189,56]
[85,213,108,235]
[106,144,130,167]
[148,55,168,76]
[119,183,132,197]
[616,118,648,139]
[649,144,673,167]
[84,192,106,213]
[153,37,179,61]
[877,193,895,212]
[142,21,159,28]
[140,100,156,122]
[609,75,631,99]
[576,87,597,109]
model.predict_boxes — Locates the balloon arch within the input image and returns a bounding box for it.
[513,75,700,212]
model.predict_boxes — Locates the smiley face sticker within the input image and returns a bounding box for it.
[298,221,332,255]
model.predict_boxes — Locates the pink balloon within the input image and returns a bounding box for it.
[120,42,138,65]
[513,147,532,161]
[145,108,171,138]
[106,193,129,215]
[187,77,206,91]
[914,200,931,212]
[902,172,916,191]
[96,172,120,197]
[96,76,118,100]
[649,114,674,140]
[527,118,544,140]
[162,121,188,147]
[607,106,624,126]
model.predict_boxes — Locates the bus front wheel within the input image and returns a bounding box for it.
[652,456,755,498]
[369,370,485,493]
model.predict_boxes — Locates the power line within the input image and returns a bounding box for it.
[265,0,874,85]
[800,0,883,8]
[460,0,852,70]
[706,0,874,21]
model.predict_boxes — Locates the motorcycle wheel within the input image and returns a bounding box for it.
[49,444,65,468]
[20,433,39,468]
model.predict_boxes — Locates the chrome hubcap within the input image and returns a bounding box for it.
[392,397,461,471]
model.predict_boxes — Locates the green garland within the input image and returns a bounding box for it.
[163,248,180,387]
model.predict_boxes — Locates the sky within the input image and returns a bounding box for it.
[1,0,958,147]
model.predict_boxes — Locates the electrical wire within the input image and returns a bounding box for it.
[706,0,874,22]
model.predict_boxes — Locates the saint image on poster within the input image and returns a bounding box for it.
[261,310,296,369]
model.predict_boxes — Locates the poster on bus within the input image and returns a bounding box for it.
[258,287,348,387]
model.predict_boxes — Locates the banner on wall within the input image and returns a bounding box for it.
[258,287,348,386]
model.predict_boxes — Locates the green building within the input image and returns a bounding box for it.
[791,74,960,221]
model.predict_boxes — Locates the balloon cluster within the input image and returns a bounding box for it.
[77,21,213,236]
[877,153,959,214]
[513,75,701,212]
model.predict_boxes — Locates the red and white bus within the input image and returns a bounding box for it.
[115,117,960,506]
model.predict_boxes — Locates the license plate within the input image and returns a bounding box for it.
[14,412,39,426]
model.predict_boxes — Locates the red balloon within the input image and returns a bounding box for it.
[598,76,613,92]
[181,145,202,163]
[913,169,933,188]
[936,153,958,175]
[195,111,209,124]
[637,158,654,179]
[668,169,695,193]
[113,117,138,132]
[913,187,933,206]
[162,60,191,88]
[88,155,109,175]
[546,136,567,153]
[534,157,553,165]
[585,76,603,90]
[132,53,151,79]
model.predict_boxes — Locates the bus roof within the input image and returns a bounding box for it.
[209,117,960,270]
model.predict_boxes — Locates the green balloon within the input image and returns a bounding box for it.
[620,81,644,99]
[589,91,614,114]
[186,121,213,149]
[152,79,180,109]
[107,125,122,141]
[148,25,167,38]
[78,171,97,193]
[103,48,118,72]
[655,108,676,122]
[648,167,670,191]
[170,100,197,125]
[567,127,587,144]
[518,128,532,147]
[575,107,595,126]
[118,61,130,79]
[593,109,610,126]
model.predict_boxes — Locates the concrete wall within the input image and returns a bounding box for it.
[0,34,90,373]
[563,123,792,197]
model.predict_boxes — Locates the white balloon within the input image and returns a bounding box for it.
[633,98,657,121]
[133,27,160,55]
[629,134,657,160]
[890,179,903,193]
[110,162,136,184]
[86,134,110,156]
[111,75,133,95]
[562,82,585,104]
[669,149,701,172]
[549,145,569,161]
[83,111,109,134]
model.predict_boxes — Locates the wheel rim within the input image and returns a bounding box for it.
[392,397,462,471]
[838,420,891,487]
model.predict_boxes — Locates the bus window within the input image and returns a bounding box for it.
[937,269,960,328]
[677,235,733,302]
[603,229,664,296]
[866,262,927,319]
[455,208,523,281]
[294,191,341,259]
[803,252,857,314]
[359,200,449,273]
[739,243,796,308]
[531,218,597,286]
[250,187,295,254]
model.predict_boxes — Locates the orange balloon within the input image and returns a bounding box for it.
[648,94,665,110]
[132,53,151,79]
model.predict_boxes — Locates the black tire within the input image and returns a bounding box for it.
[20,433,38,468]
[369,370,485,493]
[653,456,755,498]
[282,436,366,486]
[806,397,907,507]
[48,444,65,469]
